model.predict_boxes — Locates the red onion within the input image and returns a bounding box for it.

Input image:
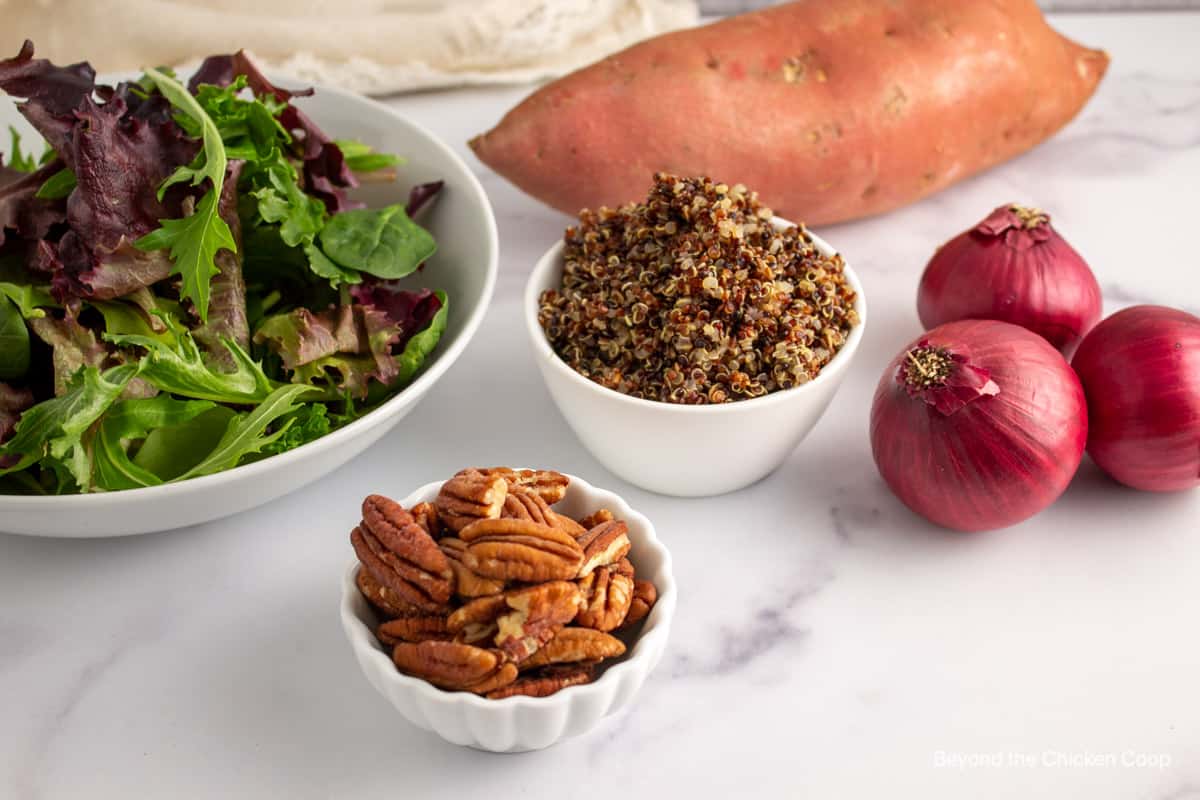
[917,205,1102,355]
[1071,305,1200,492]
[870,319,1088,532]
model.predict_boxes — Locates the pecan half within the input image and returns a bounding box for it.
[621,579,658,628]
[472,467,569,505]
[494,581,581,662]
[439,537,507,598]
[485,665,594,700]
[460,518,584,582]
[436,470,507,532]
[553,513,586,539]
[613,557,635,579]
[352,495,454,611]
[447,581,581,662]
[575,520,632,577]
[410,502,441,539]
[377,614,452,646]
[575,565,634,632]
[520,627,626,670]
[447,594,507,644]
[356,568,424,618]
[392,640,517,694]
[577,508,614,531]
[503,489,584,538]
[502,489,557,526]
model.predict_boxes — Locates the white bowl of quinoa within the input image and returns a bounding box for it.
[525,174,867,497]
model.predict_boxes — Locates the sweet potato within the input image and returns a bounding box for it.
[470,0,1108,226]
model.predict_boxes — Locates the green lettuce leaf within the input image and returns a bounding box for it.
[0,281,55,319]
[28,316,111,396]
[132,406,236,481]
[334,139,403,173]
[93,298,182,346]
[0,363,140,486]
[91,395,216,490]
[176,383,316,479]
[393,291,448,386]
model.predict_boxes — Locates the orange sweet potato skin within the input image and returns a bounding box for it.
[470,0,1108,226]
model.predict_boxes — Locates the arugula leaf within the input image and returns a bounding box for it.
[393,291,448,386]
[34,167,76,199]
[0,295,30,379]
[318,204,436,280]
[0,281,54,319]
[91,395,216,490]
[176,383,316,479]
[0,363,140,485]
[334,139,403,173]
[133,67,236,322]
[106,316,273,404]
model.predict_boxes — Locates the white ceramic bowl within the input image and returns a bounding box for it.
[0,80,497,536]
[340,473,676,752]
[524,221,866,497]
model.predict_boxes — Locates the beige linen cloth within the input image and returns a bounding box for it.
[0,0,698,94]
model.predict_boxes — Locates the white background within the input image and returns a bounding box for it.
[1,10,1199,800]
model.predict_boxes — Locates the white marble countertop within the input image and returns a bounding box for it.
[2,12,1199,799]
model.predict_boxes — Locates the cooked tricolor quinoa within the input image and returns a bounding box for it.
[537,174,859,404]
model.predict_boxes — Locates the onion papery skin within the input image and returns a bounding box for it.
[1071,305,1200,492]
[870,320,1088,532]
[917,205,1102,356]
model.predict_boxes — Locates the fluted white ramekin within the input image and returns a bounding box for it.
[339,472,676,752]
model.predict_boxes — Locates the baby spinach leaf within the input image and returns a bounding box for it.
[0,295,30,379]
[318,204,435,280]
[175,383,316,480]
[91,395,216,490]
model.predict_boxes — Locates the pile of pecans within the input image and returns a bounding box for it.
[538,173,859,404]
[351,467,657,699]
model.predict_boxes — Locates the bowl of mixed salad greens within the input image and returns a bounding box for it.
[0,43,498,536]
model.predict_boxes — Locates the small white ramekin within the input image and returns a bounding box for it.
[339,473,676,753]
[524,219,868,497]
